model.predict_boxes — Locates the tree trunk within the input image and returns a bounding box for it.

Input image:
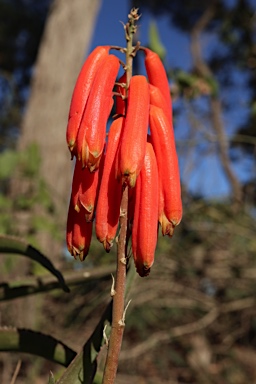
[15,0,101,256]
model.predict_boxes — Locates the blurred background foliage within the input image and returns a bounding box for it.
[0,0,255,383]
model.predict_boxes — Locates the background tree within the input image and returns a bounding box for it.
[14,0,102,256]
[0,0,102,382]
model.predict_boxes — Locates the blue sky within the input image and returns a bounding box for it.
[90,0,191,70]
[87,0,251,200]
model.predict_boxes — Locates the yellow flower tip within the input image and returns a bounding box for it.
[70,245,80,259]
[162,223,174,237]
[74,204,80,213]
[160,213,175,237]
[79,250,85,262]
[68,140,75,152]
[87,151,102,172]
[122,170,137,188]
[103,238,113,253]
[128,172,137,188]
[170,215,182,227]
[79,139,89,169]
[78,202,94,222]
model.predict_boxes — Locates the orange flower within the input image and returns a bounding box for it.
[66,46,110,154]
[66,201,93,261]
[119,75,150,187]
[95,117,124,251]
[70,157,104,222]
[132,142,159,276]
[149,84,173,126]
[65,42,182,269]
[149,104,182,235]
[144,48,172,113]
[77,54,120,171]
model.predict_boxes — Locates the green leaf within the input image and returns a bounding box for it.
[0,327,76,367]
[0,234,69,293]
[148,21,166,60]
[175,70,195,87]
[56,262,137,384]
[0,264,115,301]
[56,301,112,384]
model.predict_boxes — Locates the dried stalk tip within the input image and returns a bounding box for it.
[124,8,141,41]
[128,8,141,22]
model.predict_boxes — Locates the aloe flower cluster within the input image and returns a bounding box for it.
[66,45,182,276]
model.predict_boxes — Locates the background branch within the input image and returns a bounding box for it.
[120,296,255,360]
[190,3,243,205]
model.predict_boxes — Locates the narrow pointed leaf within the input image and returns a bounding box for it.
[0,235,69,292]
[0,264,115,301]
[0,327,76,366]
[57,302,112,384]
[48,371,56,384]
[56,263,136,383]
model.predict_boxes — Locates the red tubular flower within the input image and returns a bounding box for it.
[149,84,173,125]
[77,54,120,171]
[70,157,104,222]
[95,117,124,251]
[119,75,150,187]
[149,104,182,235]
[65,40,182,268]
[132,142,159,277]
[66,201,93,261]
[79,155,105,222]
[66,46,110,154]
[131,169,141,270]
[144,48,172,113]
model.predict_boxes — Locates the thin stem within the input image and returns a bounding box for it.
[102,189,128,384]
[10,360,22,384]
[102,8,140,384]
